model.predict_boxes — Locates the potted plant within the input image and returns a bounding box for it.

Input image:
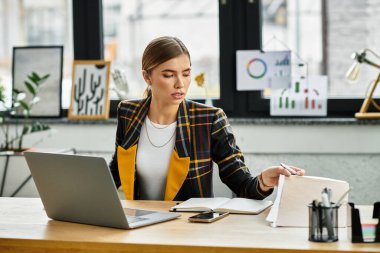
[0,72,51,152]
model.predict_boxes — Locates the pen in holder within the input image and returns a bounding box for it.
[308,202,339,242]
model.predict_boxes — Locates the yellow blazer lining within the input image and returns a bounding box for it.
[117,145,190,201]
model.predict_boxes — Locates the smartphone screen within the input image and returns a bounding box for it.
[188,211,229,223]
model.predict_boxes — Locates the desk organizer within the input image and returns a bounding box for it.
[348,202,380,243]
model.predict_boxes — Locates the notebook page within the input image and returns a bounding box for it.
[216,198,273,214]
[170,197,230,211]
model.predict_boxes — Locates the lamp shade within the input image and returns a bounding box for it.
[346,61,361,81]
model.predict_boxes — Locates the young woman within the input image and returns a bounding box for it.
[109,36,305,201]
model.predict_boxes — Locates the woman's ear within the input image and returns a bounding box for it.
[142,70,151,85]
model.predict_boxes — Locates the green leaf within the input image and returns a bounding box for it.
[15,92,26,101]
[27,74,38,84]
[22,125,29,135]
[31,96,40,104]
[41,74,50,80]
[24,81,36,95]
[12,88,21,94]
[19,100,30,111]
[31,123,39,132]
[23,108,30,116]
[32,72,40,80]
[36,74,50,87]
[30,122,50,133]
[0,86,5,102]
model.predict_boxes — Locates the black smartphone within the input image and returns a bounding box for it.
[188,211,229,223]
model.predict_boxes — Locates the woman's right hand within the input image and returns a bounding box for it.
[259,165,305,191]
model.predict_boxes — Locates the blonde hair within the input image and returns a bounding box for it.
[142,36,190,97]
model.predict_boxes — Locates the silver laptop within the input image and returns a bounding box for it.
[24,152,180,229]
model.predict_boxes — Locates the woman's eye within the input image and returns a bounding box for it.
[183,72,190,77]
[163,74,173,78]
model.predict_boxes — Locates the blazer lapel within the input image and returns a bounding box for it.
[164,100,191,200]
[123,96,150,148]
[118,97,150,200]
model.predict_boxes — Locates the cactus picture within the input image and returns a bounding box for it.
[69,60,111,119]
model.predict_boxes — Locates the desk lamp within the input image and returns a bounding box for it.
[346,48,380,119]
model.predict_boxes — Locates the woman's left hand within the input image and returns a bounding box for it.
[259,165,305,191]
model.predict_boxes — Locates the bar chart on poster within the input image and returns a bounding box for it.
[270,75,328,116]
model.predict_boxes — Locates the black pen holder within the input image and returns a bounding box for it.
[308,203,339,242]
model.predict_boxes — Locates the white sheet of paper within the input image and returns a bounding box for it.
[236,50,292,91]
[270,75,328,116]
[266,175,349,227]
[266,175,285,227]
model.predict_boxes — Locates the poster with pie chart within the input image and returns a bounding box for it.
[236,50,292,91]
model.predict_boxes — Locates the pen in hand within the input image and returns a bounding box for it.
[280,162,297,175]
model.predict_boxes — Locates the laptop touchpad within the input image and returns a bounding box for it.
[124,208,155,217]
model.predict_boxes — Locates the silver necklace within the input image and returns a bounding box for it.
[144,122,176,148]
[147,117,172,129]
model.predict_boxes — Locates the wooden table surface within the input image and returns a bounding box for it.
[0,198,379,253]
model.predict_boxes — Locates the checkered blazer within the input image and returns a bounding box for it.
[109,96,272,201]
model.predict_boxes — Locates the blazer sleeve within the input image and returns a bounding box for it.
[211,109,273,199]
[108,102,125,188]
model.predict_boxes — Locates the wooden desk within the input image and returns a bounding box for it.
[0,198,378,253]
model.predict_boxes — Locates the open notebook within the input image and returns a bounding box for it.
[266,175,350,227]
[170,197,273,214]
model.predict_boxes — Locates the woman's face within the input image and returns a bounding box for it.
[144,53,191,106]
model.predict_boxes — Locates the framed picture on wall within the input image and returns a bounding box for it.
[68,60,111,120]
[12,46,63,117]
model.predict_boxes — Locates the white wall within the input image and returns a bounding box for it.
[231,124,380,154]
[22,122,380,154]
[3,121,379,204]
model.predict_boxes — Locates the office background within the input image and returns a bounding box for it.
[0,0,379,204]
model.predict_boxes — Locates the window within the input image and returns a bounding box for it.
[325,0,380,98]
[22,0,375,118]
[262,0,323,76]
[215,0,380,117]
[0,0,73,109]
[263,0,380,101]
[102,0,220,100]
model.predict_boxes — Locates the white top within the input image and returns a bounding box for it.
[136,116,177,200]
